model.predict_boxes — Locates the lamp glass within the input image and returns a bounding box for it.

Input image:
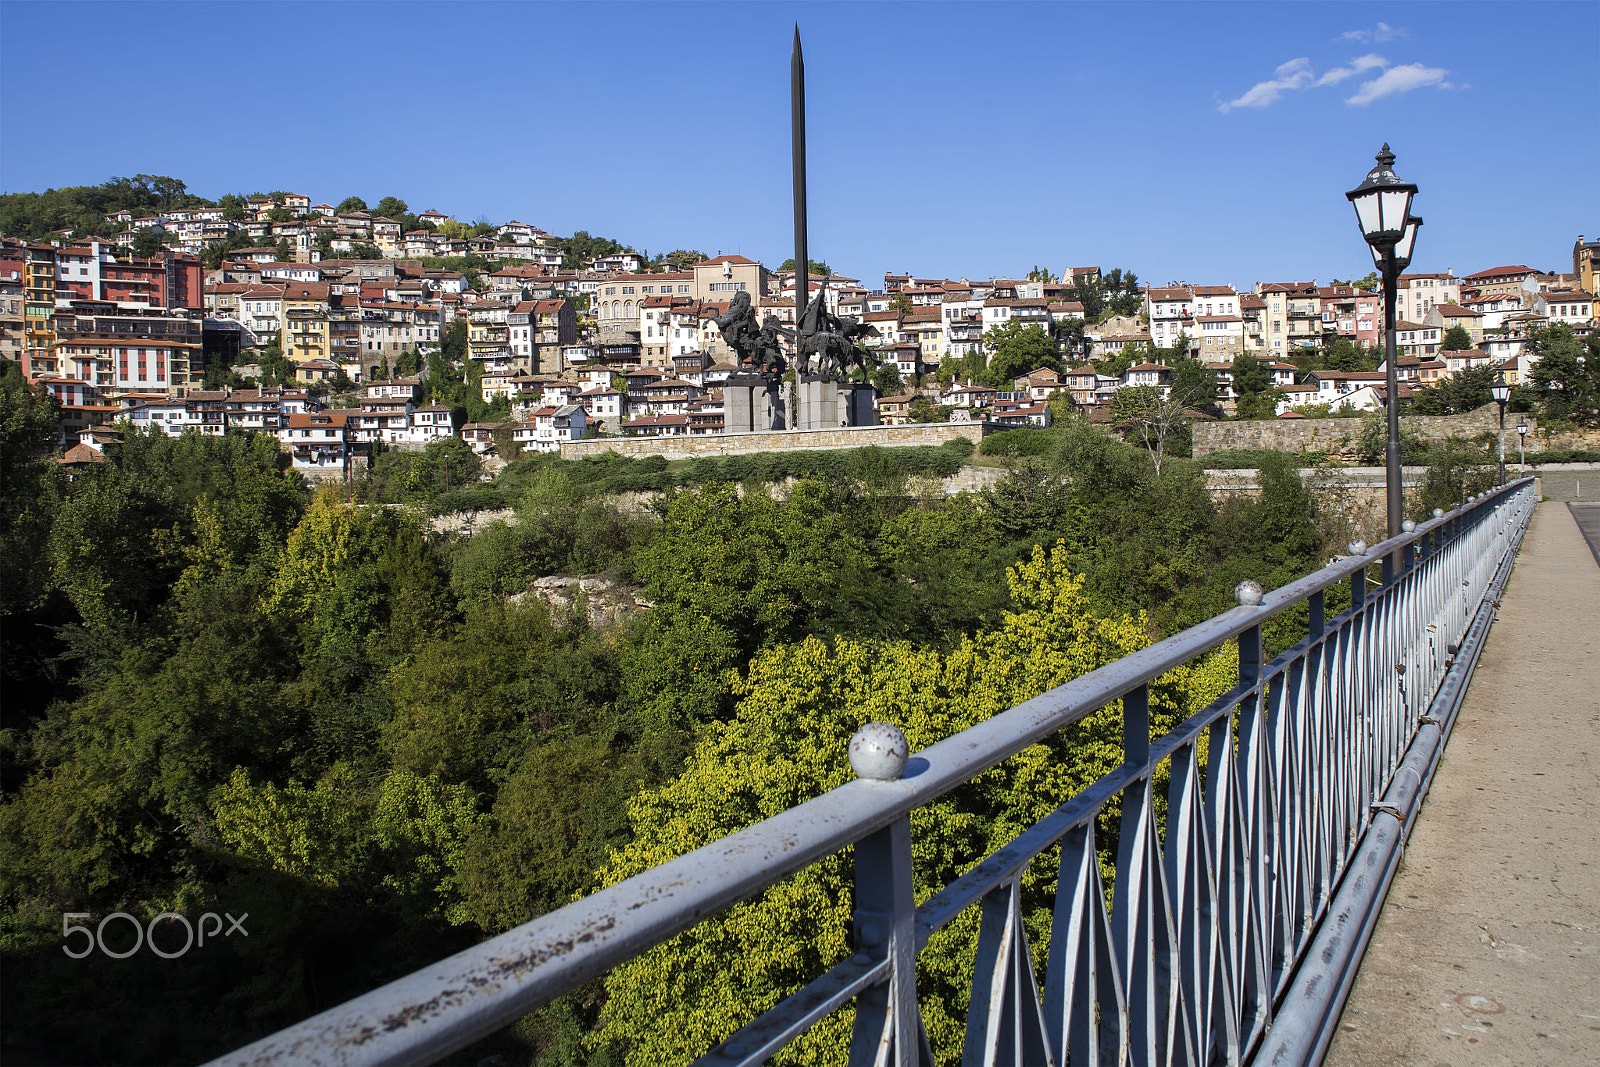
[1394,218,1421,265]
[1351,193,1383,241]
[1491,378,1511,403]
[1379,188,1413,236]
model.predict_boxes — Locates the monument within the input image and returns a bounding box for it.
[786,27,877,431]
[714,28,880,434]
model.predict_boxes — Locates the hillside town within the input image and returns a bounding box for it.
[3,188,1596,474]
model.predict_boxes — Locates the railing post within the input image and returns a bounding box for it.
[849,817,923,1067]
[1123,683,1150,769]
[847,724,924,1067]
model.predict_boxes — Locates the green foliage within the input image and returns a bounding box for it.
[979,427,1057,457]
[983,321,1060,384]
[1405,364,1498,416]
[559,230,626,270]
[1352,412,1431,465]
[1526,324,1599,426]
[1410,449,1499,517]
[777,258,831,276]
[335,196,368,213]
[0,392,1341,1062]
[591,544,1237,1065]
[0,174,208,240]
[1440,325,1475,352]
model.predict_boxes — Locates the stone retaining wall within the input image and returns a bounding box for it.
[558,422,989,461]
[1194,408,1600,460]
[1192,405,1516,458]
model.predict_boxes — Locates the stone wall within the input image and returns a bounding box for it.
[1525,464,1600,502]
[559,421,990,461]
[1192,405,1514,458]
[1203,465,1429,544]
[1194,407,1600,460]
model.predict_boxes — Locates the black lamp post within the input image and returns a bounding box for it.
[1490,370,1511,485]
[1516,415,1528,474]
[1347,144,1420,543]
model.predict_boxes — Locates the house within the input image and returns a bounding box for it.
[122,399,191,437]
[1394,320,1441,356]
[1014,367,1063,401]
[277,409,362,473]
[576,386,624,424]
[460,422,507,455]
[1120,363,1173,392]
[1460,265,1542,302]
[623,413,690,437]
[1424,302,1483,341]
[943,381,997,409]
[1534,289,1595,326]
[991,401,1052,427]
[407,403,454,444]
[876,393,919,425]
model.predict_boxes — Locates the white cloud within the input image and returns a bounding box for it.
[1314,54,1389,87]
[1345,62,1452,105]
[1341,22,1401,44]
[1218,57,1313,112]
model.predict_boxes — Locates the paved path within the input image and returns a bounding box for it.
[1325,502,1600,1065]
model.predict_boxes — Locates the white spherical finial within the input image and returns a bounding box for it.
[1235,580,1263,607]
[1402,519,1416,533]
[849,723,909,780]
[1348,539,1368,557]
[1433,508,1444,518]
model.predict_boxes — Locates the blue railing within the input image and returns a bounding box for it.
[214,480,1537,1067]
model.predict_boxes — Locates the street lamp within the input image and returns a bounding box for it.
[1347,143,1421,544]
[1517,415,1528,473]
[1490,370,1511,485]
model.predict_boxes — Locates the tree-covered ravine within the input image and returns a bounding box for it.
[3,386,1355,1064]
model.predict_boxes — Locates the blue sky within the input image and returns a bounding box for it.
[2,1,1595,290]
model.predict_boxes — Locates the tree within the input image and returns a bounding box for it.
[1229,352,1280,419]
[983,321,1060,385]
[335,196,368,214]
[374,197,410,221]
[1070,275,1105,320]
[662,249,705,271]
[889,291,913,315]
[906,395,941,423]
[218,193,247,221]
[275,237,295,261]
[1405,364,1498,416]
[778,259,831,276]
[1026,265,1057,283]
[871,362,904,396]
[1440,325,1474,352]
[1526,323,1599,425]
[590,544,1236,1065]
[1168,356,1219,415]
[266,205,292,224]
[1331,272,1379,291]
[1110,384,1189,476]
[130,227,163,258]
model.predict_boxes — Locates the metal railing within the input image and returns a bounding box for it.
[215,481,1537,1067]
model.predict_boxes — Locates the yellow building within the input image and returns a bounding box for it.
[281,282,332,362]
[22,245,58,377]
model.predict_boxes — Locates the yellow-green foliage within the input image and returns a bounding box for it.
[213,766,482,924]
[592,542,1237,1065]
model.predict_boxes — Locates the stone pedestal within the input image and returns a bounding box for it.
[722,373,784,433]
[793,375,839,430]
[791,377,878,429]
[842,382,878,427]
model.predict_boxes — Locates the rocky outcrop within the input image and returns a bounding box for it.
[509,575,654,629]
